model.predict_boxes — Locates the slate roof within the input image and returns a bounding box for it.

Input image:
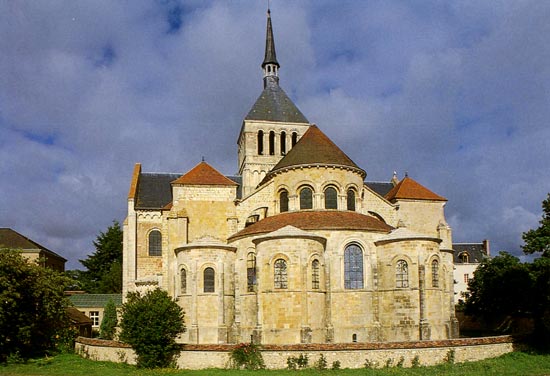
[0,228,66,261]
[135,173,180,210]
[365,181,395,197]
[68,293,123,308]
[229,211,393,241]
[266,125,364,178]
[453,243,489,264]
[172,162,238,186]
[385,177,446,202]
[262,9,279,68]
[245,77,309,123]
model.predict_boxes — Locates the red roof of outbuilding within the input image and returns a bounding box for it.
[385,177,446,202]
[172,162,238,186]
[229,210,392,240]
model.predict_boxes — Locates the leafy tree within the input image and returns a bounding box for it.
[119,289,185,368]
[99,299,118,340]
[464,252,534,319]
[77,221,123,293]
[0,249,72,362]
[522,193,550,257]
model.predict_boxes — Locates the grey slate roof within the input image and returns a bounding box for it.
[262,9,279,68]
[135,173,180,209]
[68,293,122,308]
[245,77,309,124]
[453,243,489,264]
[135,172,242,209]
[365,182,394,197]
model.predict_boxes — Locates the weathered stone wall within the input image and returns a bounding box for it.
[75,336,514,370]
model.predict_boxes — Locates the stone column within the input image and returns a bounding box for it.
[418,264,431,340]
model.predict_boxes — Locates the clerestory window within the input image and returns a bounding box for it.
[274,259,288,289]
[344,244,363,289]
[148,230,162,256]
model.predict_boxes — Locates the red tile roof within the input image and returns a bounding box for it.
[268,125,365,176]
[172,162,238,186]
[385,177,446,202]
[229,211,392,240]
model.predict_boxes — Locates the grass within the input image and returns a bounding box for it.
[1,351,550,376]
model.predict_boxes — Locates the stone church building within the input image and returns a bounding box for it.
[123,10,458,345]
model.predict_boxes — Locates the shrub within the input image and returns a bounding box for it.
[119,289,185,368]
[314,354,327,370]
[99,299,117,340]
[230,342,264,370]
[411,355,421,368]
[445,349,456,364]
[287,353,308,369]
[331,360,341,370]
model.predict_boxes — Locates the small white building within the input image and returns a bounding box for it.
[452,241,490,303]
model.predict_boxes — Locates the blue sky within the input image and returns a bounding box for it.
[1,1,549,268]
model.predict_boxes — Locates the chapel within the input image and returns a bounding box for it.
[122,9,459,345]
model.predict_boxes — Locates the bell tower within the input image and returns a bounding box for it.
[237,8,310,197]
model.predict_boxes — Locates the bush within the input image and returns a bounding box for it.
[314,354,327,370]
[229,342,264,370]
[287,354,308,369]
[331,360,341,370]
[0,249,72,362]
[99,299,117,340]
[119,289,185,368]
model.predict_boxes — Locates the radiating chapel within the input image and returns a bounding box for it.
[123,10,458,345]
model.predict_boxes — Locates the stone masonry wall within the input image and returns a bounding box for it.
[75,335,514,370]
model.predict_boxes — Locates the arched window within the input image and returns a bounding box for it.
[269,131,275,155]
[432,260,439,288]
[148,230,162,256]
[344,244,363,289]
[257,130,264,155]
[312,259,320,289]
[396,260,409,288]
[347,189,356,211]
[459,252,469,263]
[180,268,187,294]
[247,253,256,292]
[292,132,298,146]
[324,186,338,209]
[280,131,286,155]
[299,187,313,210]
[274,259,288,289]
[280,190,289,213]
[204,267,215,293]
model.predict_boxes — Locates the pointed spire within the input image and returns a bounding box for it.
[262,8,280,86]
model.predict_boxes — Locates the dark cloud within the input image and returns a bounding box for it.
[1,1,548,268]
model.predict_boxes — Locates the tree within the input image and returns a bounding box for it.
[0,249,72,362]
[522,193,550,257]
[119,289,185,368]
[99,299,118,340]
[77,221,123,293]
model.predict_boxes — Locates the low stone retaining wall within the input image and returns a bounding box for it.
[75,336,514,370]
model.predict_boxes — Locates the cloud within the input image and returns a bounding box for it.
[0,1,548,267]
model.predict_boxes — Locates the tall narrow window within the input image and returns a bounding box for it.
[299,187,313,209]
[204,267,215,293]
[148,230,162,256]
[396,260,409,288]
[274,259,288,289]
[280,190,289,213]
[258,130,264,155]
[344,244,363,289]
[280,131,286,155]
[269,131,275,155]
[247,253,256,292]
[312,259,320,289]
[347,189,356,211]
[292,132,298,146]
[431,260,439,287]
[324,186,338,209]
[180,268,187,294]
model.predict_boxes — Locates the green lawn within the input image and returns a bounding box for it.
[2,351,550,376]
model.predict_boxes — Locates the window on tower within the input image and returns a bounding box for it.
[258,130,264,155]
[269,131,275,155]
[280,131,286,155]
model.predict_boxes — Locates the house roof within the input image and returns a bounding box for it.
[0,228,66,262]
[385,176,446,202]
[453,243,489,264]
[229,210,392,241]
[171,162,238,186]
[66,307,93,325]
[266,125,364,178]
[365,181,395,197]
[68,293,123,308]
[245,77,309,124]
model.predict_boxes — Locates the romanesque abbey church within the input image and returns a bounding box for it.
[123,10,458,345]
